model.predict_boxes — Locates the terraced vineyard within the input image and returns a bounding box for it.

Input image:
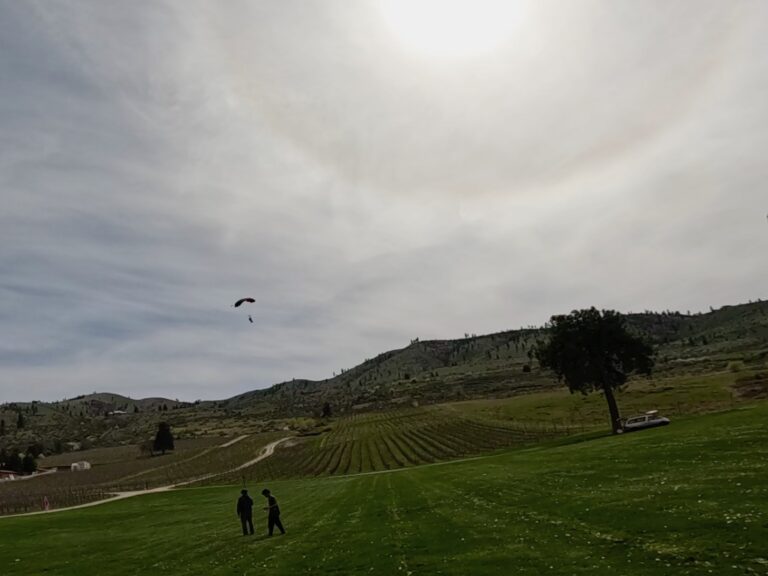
[209,407,568,484]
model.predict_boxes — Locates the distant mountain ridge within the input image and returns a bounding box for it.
[3,300,767,418]
[224,300,768,415]
[52,393,188,413]
[1,300,766,452]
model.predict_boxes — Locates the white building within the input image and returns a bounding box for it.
[70,461,91,472]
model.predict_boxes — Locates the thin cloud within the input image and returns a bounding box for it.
[1,1,767,402]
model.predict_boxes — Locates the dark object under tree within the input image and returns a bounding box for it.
[535,307,654,434]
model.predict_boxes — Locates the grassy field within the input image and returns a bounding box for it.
[447,369,747,429]
[3,368,760,515]
[1,403,766,575]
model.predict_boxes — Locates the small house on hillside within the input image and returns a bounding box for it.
[70,461,91,472]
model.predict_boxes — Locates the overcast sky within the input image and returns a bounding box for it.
[1,0,766,403]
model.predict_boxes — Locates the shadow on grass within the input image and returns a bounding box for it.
[239,533,289,543]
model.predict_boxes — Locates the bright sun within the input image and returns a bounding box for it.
[379,0,522,60]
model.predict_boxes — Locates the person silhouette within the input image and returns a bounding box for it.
[237,489,254,535]
[261,488,285,536]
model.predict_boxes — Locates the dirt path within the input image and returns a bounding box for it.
[1,437,291,519]
[7,468,57,482]
[219,434,249,448]
[171,436,290,488]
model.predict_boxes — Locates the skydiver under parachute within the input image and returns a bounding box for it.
[233,298,256,324]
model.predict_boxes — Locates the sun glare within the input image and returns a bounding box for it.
[379,0,522,60]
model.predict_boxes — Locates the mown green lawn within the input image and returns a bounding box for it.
[1,403,766,575]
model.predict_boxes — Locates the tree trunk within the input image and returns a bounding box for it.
[603,385,623,434]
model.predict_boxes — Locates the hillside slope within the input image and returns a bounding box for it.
[2,300,766,450]
[228,300,768,415]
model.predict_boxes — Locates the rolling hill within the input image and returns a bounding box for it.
[224,300,768,415]
[2,300,766,452]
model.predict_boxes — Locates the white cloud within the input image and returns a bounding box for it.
[1,0,767,402]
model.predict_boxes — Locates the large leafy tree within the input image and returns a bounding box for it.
[536,308,654,434]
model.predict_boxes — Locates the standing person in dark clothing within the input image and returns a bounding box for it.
[237,489,254,535]
[261,488,285,536]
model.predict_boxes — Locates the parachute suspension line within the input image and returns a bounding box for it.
[233,297,256,323]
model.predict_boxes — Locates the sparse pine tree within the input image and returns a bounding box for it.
[153,422,175,455]
[7,452,22,473]
[22,453,37,474]
[16,411,25,429]
[0,418,5,436]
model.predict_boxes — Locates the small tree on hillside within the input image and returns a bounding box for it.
[16,411,25,429]
[321,402,332,419]
[0,418,5,436]
[22,453,37,474]
[536,308,654,434]
[153,422,175,455]
[6,452,22,473]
